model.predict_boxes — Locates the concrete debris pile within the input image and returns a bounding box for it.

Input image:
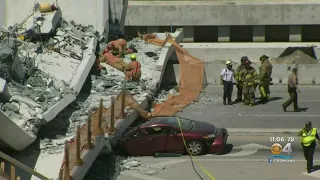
[270,50,318,64]
[39,137,71,154]
[153,87,179,104]
[119,158,166,176]
[0,17,99,135]
[42,37,163,143]
[84,155,166,179]
[197,93,222,104]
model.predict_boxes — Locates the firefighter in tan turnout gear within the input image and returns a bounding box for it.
[238,59,259,106]
[235,56,248,102]
[259,55,273,103]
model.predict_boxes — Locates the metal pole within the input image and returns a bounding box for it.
[10,165,15,180]
[74,125,84,166]
[84,112,94,150]
[120,81,126,119]
[110,97,115,133]
[92,99,104,136]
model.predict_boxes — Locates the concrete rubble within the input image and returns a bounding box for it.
[118,158,166,176]
[0,18,99,137]
[84,155,167,179]
[33,38,163,160]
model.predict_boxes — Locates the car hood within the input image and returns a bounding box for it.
[191,121,217,134]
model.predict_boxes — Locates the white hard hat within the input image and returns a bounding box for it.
[226,60,232,65]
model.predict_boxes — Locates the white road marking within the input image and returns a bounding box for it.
[121,171,166,180]
[249,114,320,117]
[170,159,320,162]
[300,100,320,102]
[227,128,300,133]
[204,143,269,157]
[144,157,320,162]
[302,171,320,178]
[148,159,187,168]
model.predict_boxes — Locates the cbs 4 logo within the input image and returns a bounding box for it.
[271,143,292,155]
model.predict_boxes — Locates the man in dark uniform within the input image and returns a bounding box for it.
[235,56,247,102]
[282,68,300,112]
[298,121,320,173]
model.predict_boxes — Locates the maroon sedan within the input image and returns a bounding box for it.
[117,116,228,156]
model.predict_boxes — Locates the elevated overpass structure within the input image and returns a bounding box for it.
[125,0,320,42]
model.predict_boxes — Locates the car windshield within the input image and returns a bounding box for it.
[165,117,194,130]
[140,117,194,131]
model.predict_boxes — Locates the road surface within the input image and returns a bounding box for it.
[176,85,320,129]
[113,135,320,180]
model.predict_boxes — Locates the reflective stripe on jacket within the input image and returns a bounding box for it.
[235,65,244,82]
[239,67,258,86]
[301,128,317,146]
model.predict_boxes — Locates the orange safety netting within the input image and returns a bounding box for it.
[148,37,204,117]
[142,33,169,46]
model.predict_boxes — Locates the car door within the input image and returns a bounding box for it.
[165,127,185,153]
[144,126,168,154]
[121,128,151,156]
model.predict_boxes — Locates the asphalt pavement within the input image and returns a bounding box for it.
[176,85,320,129]
[116,135,320,180]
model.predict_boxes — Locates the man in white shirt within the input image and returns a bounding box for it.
[221,60,235,105]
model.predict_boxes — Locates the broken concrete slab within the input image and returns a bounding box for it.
[0,18,99,151]
[25,8,62,35]
[0,111,36,151]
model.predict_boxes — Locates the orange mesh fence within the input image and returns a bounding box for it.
[141,33,169,46]
[150,39,204,117]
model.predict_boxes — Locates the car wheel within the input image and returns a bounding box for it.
[186,141,204,156]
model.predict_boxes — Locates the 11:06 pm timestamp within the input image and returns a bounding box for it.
[270,137,297,142]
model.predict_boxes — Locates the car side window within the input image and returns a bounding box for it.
[145,127,171,135]
[126,129,149,140]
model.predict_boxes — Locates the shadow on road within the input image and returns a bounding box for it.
[297,107,309,112]
[220,144,233,155]
[312,165,320,172]
[0,140,41,179]
[84,152,124,180]
[268,97,283,102]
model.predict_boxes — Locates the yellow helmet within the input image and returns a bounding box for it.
[130,54,137,60]
[226,60,232,66]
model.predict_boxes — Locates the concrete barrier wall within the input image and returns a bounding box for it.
[298,65,320,85]
[180,43,320,62]
[169,64,320,85]
[1,0,109,34]
[126,1,320,26]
